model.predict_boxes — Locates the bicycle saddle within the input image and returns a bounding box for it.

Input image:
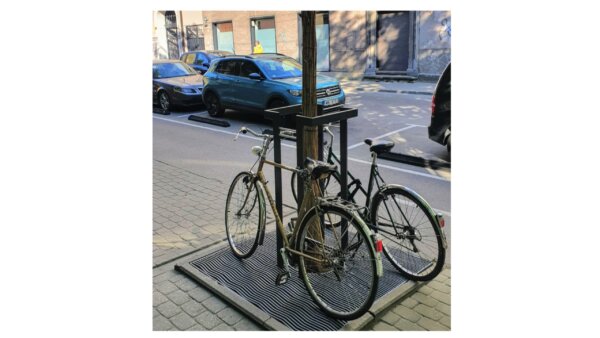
[364,138,395,154]
[304,157,337,180]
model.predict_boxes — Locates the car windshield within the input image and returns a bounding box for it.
[153,62,197,79]
[255,57,302,79]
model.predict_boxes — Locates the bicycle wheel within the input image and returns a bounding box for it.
[225,171,265,258]
[370,186,445,281]
[295,205,379,320]
[291,171,343,204]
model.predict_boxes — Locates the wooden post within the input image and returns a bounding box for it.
[296,11,324,270]
[301,11,318,161]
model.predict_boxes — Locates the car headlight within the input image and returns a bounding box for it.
[174,87,195,94]
[288,89,301,97]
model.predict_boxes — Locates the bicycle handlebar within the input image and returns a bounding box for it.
[234,126,272,141]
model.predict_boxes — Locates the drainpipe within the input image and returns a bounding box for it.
[364,11,376,75]
[179,11,186,53]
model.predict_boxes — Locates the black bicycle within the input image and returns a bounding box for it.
[290,126,447,281]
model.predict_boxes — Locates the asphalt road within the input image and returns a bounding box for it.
[153,88,452,264]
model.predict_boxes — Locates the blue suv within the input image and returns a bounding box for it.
[202,53,345,117]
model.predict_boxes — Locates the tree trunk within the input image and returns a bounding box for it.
[296,11,324,271]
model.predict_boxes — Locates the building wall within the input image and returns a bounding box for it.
[329,11,369,72]
[181,11,204,26]
[201,11,299,58]
[417,11,451,75]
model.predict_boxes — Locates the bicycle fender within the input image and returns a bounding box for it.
[351,211,384,278]
[256,180,267,246]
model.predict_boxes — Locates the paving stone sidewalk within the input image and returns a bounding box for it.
[153,160,229,267]
[153,159,450,331]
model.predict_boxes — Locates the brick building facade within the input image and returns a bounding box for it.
[153,10,451,78]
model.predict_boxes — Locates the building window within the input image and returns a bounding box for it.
[214,21,234,53]
[316,12,330,71]
[186,25,205,51]
[251,17,276,53]
[165,11,179,59]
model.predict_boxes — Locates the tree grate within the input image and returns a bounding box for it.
[178,231,430,331]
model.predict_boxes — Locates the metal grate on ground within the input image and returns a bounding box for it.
[176,231,430,331]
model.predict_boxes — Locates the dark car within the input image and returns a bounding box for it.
[153,60,204,111]
[428,62,451,153]
[180,50,233,74]
[202,53,345,117]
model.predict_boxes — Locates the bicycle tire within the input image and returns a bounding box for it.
[291,171,343,204]
[224,171,265,259]
[295,204,379,320]
[370,185,445,281]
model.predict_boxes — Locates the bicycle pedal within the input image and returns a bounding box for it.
[275,270,291,286]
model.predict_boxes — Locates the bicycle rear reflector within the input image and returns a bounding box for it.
[376,239,383,253]
[436,213,445,228]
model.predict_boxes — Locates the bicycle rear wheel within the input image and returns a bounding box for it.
[225,171,265,258]
[291,171,343,204]
[370,186,445,281]
[295,205,378,320]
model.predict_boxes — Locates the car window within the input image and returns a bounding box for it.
[153,62,197,79]
[255,57,302,79]
[239,61,261,78]
[195,53,208,65]
[215,60,239,76]
[183,53,196,65]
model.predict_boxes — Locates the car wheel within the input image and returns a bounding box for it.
[268,99,286,109]
[447,134,451,153]
[158,91,171,112]
[205,92,224,117]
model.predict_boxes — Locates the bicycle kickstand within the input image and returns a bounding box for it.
[275,247,291,286]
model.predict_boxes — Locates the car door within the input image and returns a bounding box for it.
[235,60,268,110]
[213,59,240,105]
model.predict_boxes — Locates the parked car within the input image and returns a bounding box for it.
[428,62,451,153]
[180,50,233,74]
[152,60,204,111]
[202,53,345,117]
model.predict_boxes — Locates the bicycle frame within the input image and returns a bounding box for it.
[242,136,329,264]
[323,132,386,215]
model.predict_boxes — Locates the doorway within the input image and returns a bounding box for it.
[376,11,410,72]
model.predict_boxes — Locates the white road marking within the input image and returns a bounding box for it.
[153,115,297,148]
[347,125,418,149]
[153,115,450,181]
[347,157,450,182]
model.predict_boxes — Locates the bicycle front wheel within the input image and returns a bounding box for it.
[225,171,265,259]
[296,205,379,320]
[370,186,445,281]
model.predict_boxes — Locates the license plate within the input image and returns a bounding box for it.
[323,98,338,106]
